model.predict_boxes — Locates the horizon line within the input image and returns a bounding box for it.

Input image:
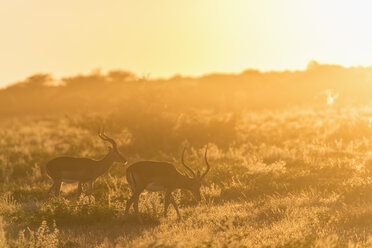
[2,61,372,89]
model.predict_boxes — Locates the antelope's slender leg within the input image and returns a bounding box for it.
[125,184,145,214]
[55,180,62,196]
[133,194,140,215]
[125,195,134,214]
[49,181,56,195]
[88,181,93,195]
[133,193,143,223]
[169,194,181,219]
[87,181,94,203]
[125,191,140,214]
[164,191,171,217]
[77,182,83,195]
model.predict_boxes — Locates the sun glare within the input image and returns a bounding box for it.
[0,0,371,86]
[2,1,372,247]
[327,96,334,105]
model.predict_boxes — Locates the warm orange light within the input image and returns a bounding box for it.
[0,0,371,87]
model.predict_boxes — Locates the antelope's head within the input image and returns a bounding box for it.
[181,147,211,201]
[98,129,127,165]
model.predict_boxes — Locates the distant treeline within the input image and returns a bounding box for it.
[1,61,372,116]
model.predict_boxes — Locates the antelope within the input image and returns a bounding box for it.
[125,147,211,221]
[46,130,127,196]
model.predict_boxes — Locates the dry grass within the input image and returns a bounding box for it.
[2,107,372,247]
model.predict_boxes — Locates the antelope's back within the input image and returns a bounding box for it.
[126,161,182,187]
[127,161,178,175]
[46,156,96,178]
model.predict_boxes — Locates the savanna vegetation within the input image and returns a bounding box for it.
[1,63,372,247]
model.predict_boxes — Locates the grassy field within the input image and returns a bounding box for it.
[1,106,372,247]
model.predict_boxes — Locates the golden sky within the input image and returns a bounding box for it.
[0,0,371,87]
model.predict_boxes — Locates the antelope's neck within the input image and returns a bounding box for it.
[98,153,115,169]
[177,174,195,189]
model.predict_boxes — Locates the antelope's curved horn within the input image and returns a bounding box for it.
[200,147,210,180]
[181,147,196,178]
[98,128,118,149]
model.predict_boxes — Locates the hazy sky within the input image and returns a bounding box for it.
[1,0,371,87]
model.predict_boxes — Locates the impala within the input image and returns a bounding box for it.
[125,147,211,220]
[46,130,127,196]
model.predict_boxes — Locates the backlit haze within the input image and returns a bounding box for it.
[3,1,372,247]
[0,0,371,87]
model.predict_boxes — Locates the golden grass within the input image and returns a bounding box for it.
[2,107,372,247]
